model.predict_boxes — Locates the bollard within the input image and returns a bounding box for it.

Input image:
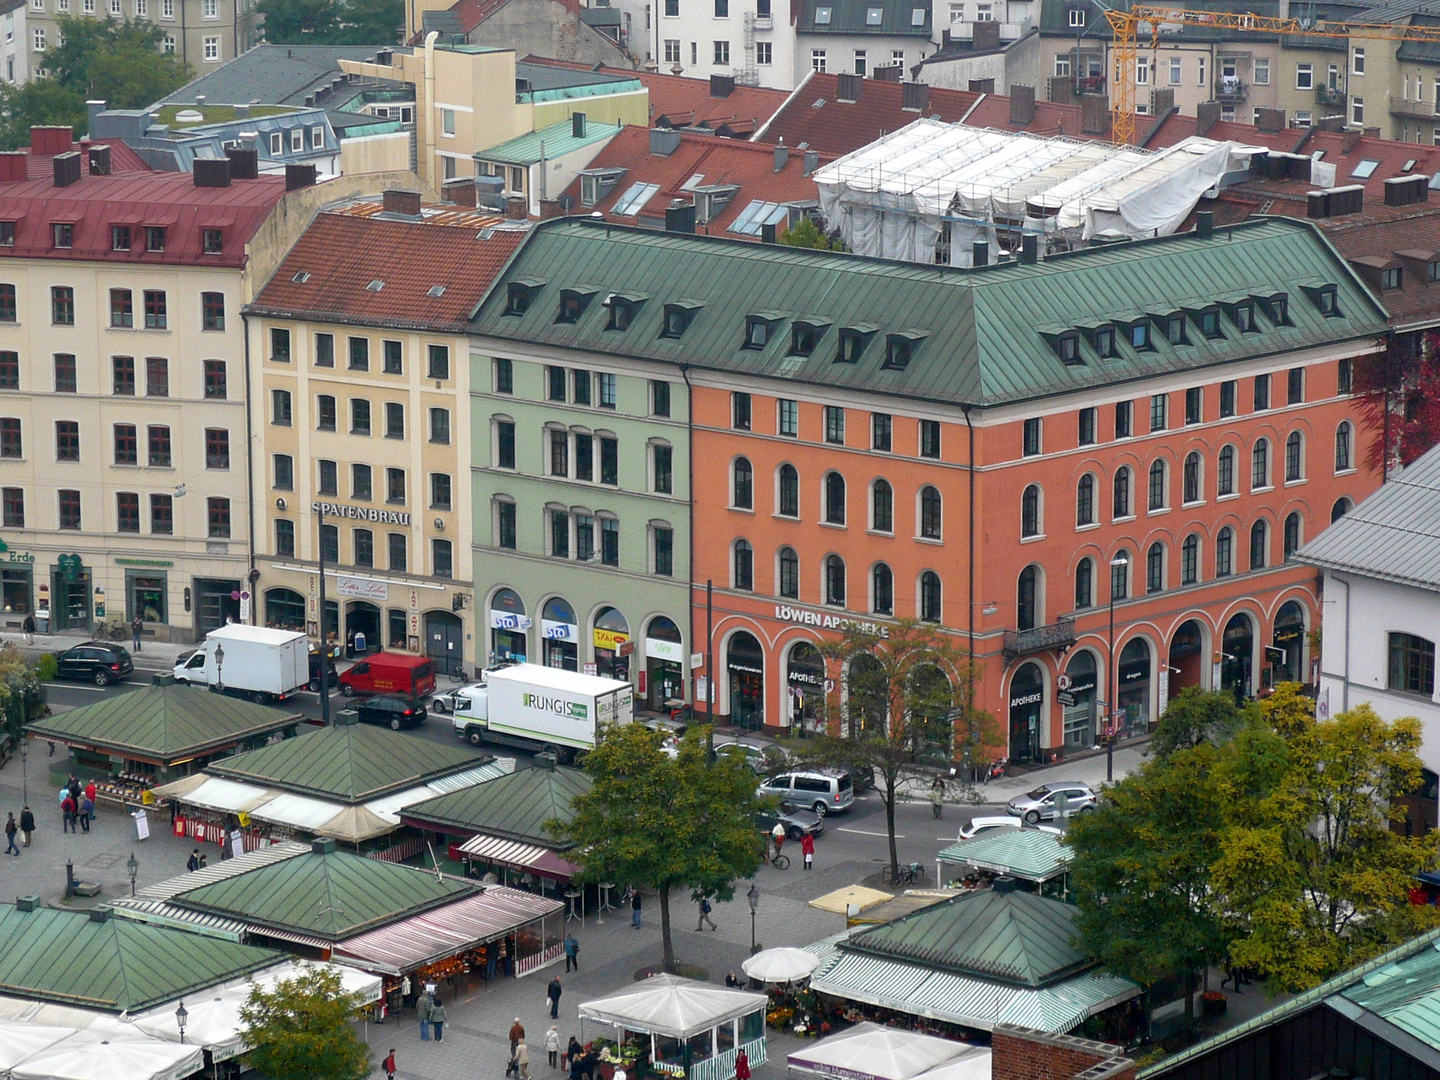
[64,858,75,899]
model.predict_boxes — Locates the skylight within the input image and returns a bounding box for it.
[866,6,883,23]
[292,271,310,284]
[612,181,660,216]
[729,200,790,236]
[366,280,384,292]
[815,5,832,22]
[1404,159,1418,172]
[1351,159,1380,180]
[680,173,706,191]
[427,285,446,297]
[910,6,925,23]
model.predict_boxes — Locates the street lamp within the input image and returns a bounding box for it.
[214,643,225,693]
[20,736,26,807]
[126,851,138,896]
[746,884,759,955]
[175,1000,188,1044]
[1106,555,1129,784]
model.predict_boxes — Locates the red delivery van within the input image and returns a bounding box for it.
[338,653,437,698]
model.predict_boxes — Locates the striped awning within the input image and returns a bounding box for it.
[243,925,333,951]
[458,834,550,866]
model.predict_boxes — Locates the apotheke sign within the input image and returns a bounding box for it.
[774,604,890,638]
[312,501,411,526]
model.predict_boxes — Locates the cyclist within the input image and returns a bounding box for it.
[771,821,786,863]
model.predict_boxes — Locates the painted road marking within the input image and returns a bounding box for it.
[837,827,905,839]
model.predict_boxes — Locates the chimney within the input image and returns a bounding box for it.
[0,152,26,183]
[773,145,789,172]
[973,20,1001,50]
[902,81,930,112]
[285,163,317,190]
[443,177,477,207]
[311,837,337,854]
[193,157,232,188]
[87,144,111,175]
[1342,127,1365,154]
[1020,233,1038,264]
[992,875,1019,893]
[836,72,863,103]
[710,74,735,98]
[968,78,995,94]
[1308,184,1364,218]
[1150,88,1174,116]
[226,147,259,179]
[1255,107,1285,133]
[52,151,81,188]
[649,127,682,155]
[14,895,38,912]
[972,240,988,266]
[505,195,528,220]
[1315,114,1345,133]
[382,188,423,216]
[1010,84,1036,126]
[30,126,74,156]
[1047,75,1075,105]
[86,99,106,130]
[761,222,778,243]
[1196,100,1222,138]
[804,149,819,176]
[874,64,902,82]
[195,93,206,109]
[572,111,587,138]
[1385,173,1429,206]
[665,203,696,233]
[1195,209,1213,238]
[1080,95,1109,136]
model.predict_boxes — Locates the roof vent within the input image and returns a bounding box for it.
[1194,209,1213,238]
[227,147,259,180]
[534,751,558,771]
[15,895,38,912]
[174,109,204,125]
[710,74,735,98]
[284,163,317,191]
[52,151,81,188]
[665,203,696,234]
[901,81,929,112]
[803,149,819,176]
[649,128,682,156]
[194,157,232,188]
[773,145,789,173]
[972,240,988,266]
[572,112,587,138]
[311,837,337,855]
[1019,233,1038,265]
[382,188,423,217]
[836,72,863,104]
[87,144,111,176]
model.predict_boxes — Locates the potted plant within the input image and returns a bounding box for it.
[1200,990,1227,1016]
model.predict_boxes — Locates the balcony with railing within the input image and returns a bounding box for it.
[1075,75,1107,96]
[1315,85,1346,106]
[1390,96,1440,120]
[1214,76,1247,103]
[1003,616,1076,663]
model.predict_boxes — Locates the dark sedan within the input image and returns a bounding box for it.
[53,642,133,687]
[351,693,428,730]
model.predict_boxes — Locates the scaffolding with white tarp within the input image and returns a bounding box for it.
[813,118,1254,265]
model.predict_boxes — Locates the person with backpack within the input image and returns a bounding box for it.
[78,792,93,833]
[563,932,579,972]
[61,793,76,833]
[695,896,716,931]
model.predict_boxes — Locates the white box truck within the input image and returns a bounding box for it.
[450,663,633,760]
[173,625,310,703]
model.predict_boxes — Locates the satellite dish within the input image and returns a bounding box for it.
[559,194,574,212]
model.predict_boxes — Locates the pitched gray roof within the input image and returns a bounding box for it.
[1297,444,1440,591]
[160,45,397,109]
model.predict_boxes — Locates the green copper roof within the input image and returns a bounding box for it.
[208,721,484,802]
[171,846,478,940]
[401,765,592,845]
[936,829,1072,884]
[0,904,281,1012]
[1339,941,1440,1053]
[470,217,1388,409]
[476,117,623,167]
[26,687,301,763]
[840,888,1092,988]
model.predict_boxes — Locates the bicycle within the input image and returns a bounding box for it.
[881,862,925,887]
[768,852,791,870]
[94,619,128,642]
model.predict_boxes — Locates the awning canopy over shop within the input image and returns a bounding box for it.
[579,974,768,1039]
[330,885,564,975]
[457,833,580,880]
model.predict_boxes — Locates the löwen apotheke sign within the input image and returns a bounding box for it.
[312,501,411,526]
[773,604,890,638]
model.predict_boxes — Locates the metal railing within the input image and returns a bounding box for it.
[1003,616,1076,662]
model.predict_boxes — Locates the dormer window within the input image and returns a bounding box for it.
[882,332,926,371]
[202,228,223,255]
[606,293,644,331]
[790,320,826,357]
[557,289,596,324]
[865,5,882,22]
[1429,260,1440,283]
[1199,307,1222,339]
[1057,333,1080,364]
[0,222,14,247]
[744,314,781,350]
[1094,327,1116,358]
[506,279,544,316]
[834,325,876,363]
[112,225,131,251]
[52,223,73,249]
[1381,267,1403,290]
[1232,303,1254,332]
[580,168,625,208]
[145,226,167,252]
[1129,321,1152,350]
[1266,295,1290,323]
[661,301,701,338]
[1164,314,1187,345]
[815,5,832,22]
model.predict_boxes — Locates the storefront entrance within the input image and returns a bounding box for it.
[1008,662,1044,765]
[346,601,381,657]
[127,572,166,626]
[593,606,630,680]
[1222,614,1254,702]
[644,616,684,710]
[0,563,32,623]
[1061,651,1097,750]
[1169,620,1206,694]
[786,641,826,735]
[489,588,529,666]
[426,610,464,677]
[1273,601,1306,685]
[726,631,764,730]
[50,560,90,632]
[1116,639,1151,737]
[541,597,579,671]
[194,578,240,635]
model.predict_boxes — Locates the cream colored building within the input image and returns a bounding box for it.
[25,0,261,80]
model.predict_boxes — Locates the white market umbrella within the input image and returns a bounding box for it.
[133,994,248,1062]
[10,1036,204,1080]
[742,947,821,983]
[0,1023,81,1069]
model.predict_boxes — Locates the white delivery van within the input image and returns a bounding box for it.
[174,625,309,703]
[451,663,633,760]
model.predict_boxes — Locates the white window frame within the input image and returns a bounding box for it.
[756,40,771,64]
[1351,46,1364,75]
[1169,56,1181,84]
[31,27,44,51]
[1054,55,1070,77]
[663,38,680,62]
[1068,7,1085,26]
[1253,56,1269,84]
[269,131,283,155]
[811,48,826,72]
[289,125,303,151]
[1136,55,1149,84]
[310,125,324,149]
[161,0,173,16]
[1352,96,1364,125]
[203,34,220,61]
[713,39,729,64]
[1296,63,1313,89]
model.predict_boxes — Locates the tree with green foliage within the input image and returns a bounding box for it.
[1150,686,1252,759]
[788,620,997,880]
[778,217,844,251]
[239,967,370,1080]
[256,0,403,45]
[0,81,89,150]
[553,723,765,972]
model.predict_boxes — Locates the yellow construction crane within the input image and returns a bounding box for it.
[1105,5,1440,146]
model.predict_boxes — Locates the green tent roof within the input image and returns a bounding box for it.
[171,846,478,940]
[840,888,1092,988]
[401,764,592,845]
[208,721,485,802]
[936,829,1072,883]
[0,903,282,1012]
[470,217,1388,409]
[26,687,301,762]
[476,117,623,167]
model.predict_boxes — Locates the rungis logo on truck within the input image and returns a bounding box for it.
[522,693,589,719]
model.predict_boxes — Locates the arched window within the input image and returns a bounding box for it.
[1218,445,1236,496]
[1181,533,1199,585]
[1113,466,1132,518]
[1017,565,1039,631]
[1335,421,1353,472]
[1250,519,1268,570]
[1110,550,1131,601]
[824,554,846,606]
[777,464,799,517]
[1074,557,1094,609]
[920,571,942,623]
[1332,497,1353,523]
[733,539,753,590]
[1284,512,1301,559]
[1148,459,1168,511]
[1285,431,1303,482]
[919,486,942,540]
[1183,451,1201,504]
[1147,541,1165,594]
[1021,484,1041,538]
[872,563,893,615]
[1076,473,1095,527]
[777,546,799,599]
[1252,438,1269,489]
[732,457,753,509]
[824,472,846,525]
[871,479,893,533]
[1216,527,1233,577]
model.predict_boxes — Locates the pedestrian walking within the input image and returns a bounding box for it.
[383,1049,397,1080]
[930,778,944,819]
[4,813,18,856]
[61,793,76,833]
[566,1036,583,1072]
[547,975,562,1019]
[545,1025,561,1068]
[186,848,200,872]
[695,896,716,931]
[78,794,92,833]
[429,996,447,1043]
[736,1049,751,1080]
[771,821,785,862]
[515,1041,531,1080]
[22,613,34,644]
[509,1018,526,1058]
[631,890,642,928]
[801,831,815,870]
[131,616,143,652]
[20,805,33,848]
[198,851,208,869]
[563,932,579,972]
[417,990,432,1040]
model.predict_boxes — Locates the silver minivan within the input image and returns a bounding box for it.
[757,769,854,816]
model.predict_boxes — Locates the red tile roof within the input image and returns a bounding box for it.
[553,125,831,235]
[956,93,1088,139]
[19,137,153,179]
[1309,209,1440,329]
[752,73,983,155]
[0,171,289,268]
[251,206,528,331]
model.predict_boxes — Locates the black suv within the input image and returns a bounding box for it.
[54,642,133,687]
[352,693,427,730]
